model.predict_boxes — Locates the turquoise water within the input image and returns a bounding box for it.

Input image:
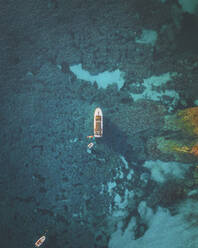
[1,0,198,247]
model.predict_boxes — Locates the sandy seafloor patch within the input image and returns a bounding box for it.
[1,0,198,247]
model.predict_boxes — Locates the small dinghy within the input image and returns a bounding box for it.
[94,107,103,138]
[35,235,46,247]
[88,142,94,149]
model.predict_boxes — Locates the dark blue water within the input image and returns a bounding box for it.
[1,0,198,247]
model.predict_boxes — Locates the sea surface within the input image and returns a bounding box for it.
[1,0,198,247]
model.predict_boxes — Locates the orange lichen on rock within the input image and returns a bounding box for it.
[177,107,198,136]
[173,144,198,157]
[154,107,198,161]
[173,145,191,153]
[190,144,198,156]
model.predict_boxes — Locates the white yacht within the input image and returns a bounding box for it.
[94,107,103,138]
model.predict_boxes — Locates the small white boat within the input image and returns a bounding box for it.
[88,142,94,149]
[35,235,46,247]
[94,107,103,138]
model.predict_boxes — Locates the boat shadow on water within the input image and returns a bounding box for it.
[97,116,141,164]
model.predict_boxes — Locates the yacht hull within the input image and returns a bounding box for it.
[94,107,103,137]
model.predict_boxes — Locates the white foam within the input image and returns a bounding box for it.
[143,160,192,183]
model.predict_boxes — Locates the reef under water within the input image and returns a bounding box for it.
[1,0,198,247]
